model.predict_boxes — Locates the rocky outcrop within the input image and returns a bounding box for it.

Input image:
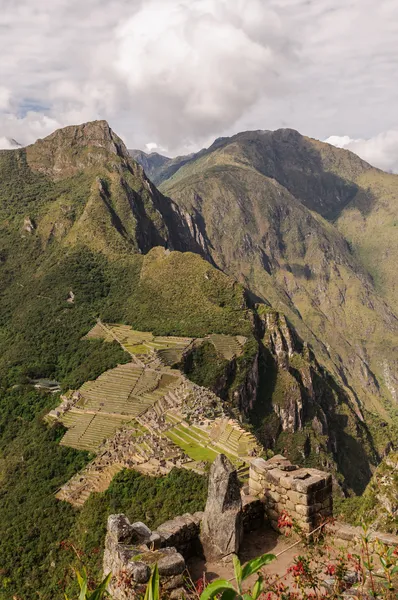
[22,216,35,234]
[200,454,243,560]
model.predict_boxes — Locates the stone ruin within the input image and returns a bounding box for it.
[248,454,333,532]
[103,453,333,598]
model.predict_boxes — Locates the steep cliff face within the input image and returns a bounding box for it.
[0,120,201,261]
[250,307,387,495]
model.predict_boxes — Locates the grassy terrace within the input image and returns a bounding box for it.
[208,333,245,360]
[164,414,247,468]
[165,430,219,462]
[84,323,247,366]
[85,323,194,360]
[60,412,131,452]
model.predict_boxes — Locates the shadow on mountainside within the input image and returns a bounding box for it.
[249,344,377,496]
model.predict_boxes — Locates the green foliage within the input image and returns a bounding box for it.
[182,341,229,390]
[199,552,275,600]
[114,249,252,337]
[0,396,90,600]
[144,565,159,600]
[65,568,111,600]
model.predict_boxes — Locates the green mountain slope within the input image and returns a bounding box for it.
[0,121,396,598]
[158,130,398,419]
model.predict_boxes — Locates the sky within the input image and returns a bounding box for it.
[0,0,397,171]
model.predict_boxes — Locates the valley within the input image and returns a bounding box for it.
[0,120,396,599]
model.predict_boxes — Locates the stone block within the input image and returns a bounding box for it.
[128,562,151,583]
[158,552,186,577]
[295,504,316,517]
[250,458,268,475]
[131,521,152,542]
[291,475,325,494]
[279,477,292,490]
[266,489,281,503]
[162,574,185,591]
[249,478,264,495]
[107,514,135,544]
[267,508,279,520]
[287,490,309,505]
[285,499,295,512]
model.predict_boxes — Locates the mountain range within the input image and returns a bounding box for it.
[132,130,398,420]
[0,120,397,598]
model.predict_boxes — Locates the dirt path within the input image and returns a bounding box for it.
[187,526,301,586]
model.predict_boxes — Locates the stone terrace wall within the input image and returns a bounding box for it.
[249,455,332,532]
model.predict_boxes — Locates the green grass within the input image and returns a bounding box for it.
[165,430,219,462]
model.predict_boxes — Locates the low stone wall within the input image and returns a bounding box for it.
[103,514,192,599]
[327,521,398,548]
[154,512,204,558]
[249,454,332,532]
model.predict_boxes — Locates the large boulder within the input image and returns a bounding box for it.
[200,454,243,560]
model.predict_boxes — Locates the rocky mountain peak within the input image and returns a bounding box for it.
[25,120,130,178]
[40,120,128,156]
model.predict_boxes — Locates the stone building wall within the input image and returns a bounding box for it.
[249,454,332,532]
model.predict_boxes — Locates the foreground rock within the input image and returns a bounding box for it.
[200,454,243,560]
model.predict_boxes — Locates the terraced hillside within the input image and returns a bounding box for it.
[59,412,132,452]
[164,413,261,475]
[86,321,195,364]
[51,324,257,503]
[85,321,246,365]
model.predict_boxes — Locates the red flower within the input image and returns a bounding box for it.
[325,564,336,576]
[278,510,293,530]
[289,561,306,577]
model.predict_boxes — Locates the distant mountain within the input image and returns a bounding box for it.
[157,129,398,421]
[129,147,206,185]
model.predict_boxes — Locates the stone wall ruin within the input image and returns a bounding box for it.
[248,454,333,532]
[103,454,333,598]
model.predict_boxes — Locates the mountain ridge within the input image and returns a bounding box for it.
[0,120,397,599]
[146,128,398,420]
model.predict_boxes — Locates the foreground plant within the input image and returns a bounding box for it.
[65,568,111,600]
[199,553,276,600]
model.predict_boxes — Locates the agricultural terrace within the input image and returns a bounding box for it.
[51,324,255,505]
[164,414,261,479]
[85,321,246,363]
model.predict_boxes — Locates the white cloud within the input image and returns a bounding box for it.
[145,143,159,152]
[0,137,19,150]
[0,0,397,156]
[325,130,398,173]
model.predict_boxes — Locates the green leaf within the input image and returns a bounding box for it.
[391,566,398,574]
[220,589,238,600]
[144,564,160,600]
[233,554,243,590]
[76,568,88,600]
[89,573,112,599]
[251,576,263,600]
[200,579,237,600]
[241,554,276,581]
